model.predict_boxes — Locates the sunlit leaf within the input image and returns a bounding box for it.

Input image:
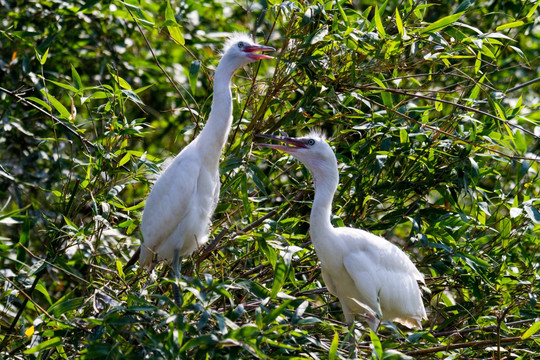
[420,12,464,34]
[522,321,540,339]
[374,5,386,37]
[166,0,185,45]
[496,20,525,31]
[24,337,62,354]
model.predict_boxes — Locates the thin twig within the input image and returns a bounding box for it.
[123,4,198,127]
[405,335,539,356]
[357,93,539,162]
[0,86,92,152]
[355,85,540,141]
[506,77,540,93]
[355,85,539,140]
[430,318,536,338]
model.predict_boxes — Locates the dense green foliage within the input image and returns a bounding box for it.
[1,0,539,358]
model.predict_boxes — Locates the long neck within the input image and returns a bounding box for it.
[195,56,237,164]
[309,163,339,235]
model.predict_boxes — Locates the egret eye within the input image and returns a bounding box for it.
[307,139,315,146]
[238,42,245,49]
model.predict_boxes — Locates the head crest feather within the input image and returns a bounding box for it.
[222,32,254,54]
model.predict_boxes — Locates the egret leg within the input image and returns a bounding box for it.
[171,249,182,307]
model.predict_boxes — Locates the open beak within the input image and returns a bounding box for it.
[255,134,307,153]
[243,44,275,60]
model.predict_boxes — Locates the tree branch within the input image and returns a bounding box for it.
[354,85,540,141]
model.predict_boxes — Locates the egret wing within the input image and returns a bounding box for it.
[140,153,200,257]
[342,251,382,316]
[339,227,424,283]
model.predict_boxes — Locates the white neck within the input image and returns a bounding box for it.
[308,161,339,235]
[195,56,239,165]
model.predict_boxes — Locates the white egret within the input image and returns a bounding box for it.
[257,133,427,332]
[132,34,274,303]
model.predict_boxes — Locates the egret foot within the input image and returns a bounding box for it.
[171,249,183,307]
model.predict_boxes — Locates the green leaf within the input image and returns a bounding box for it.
[118,152,131,167]
[240,173,252,222]
[370,330,383,359]
[166,0,185,45]
[35,280,53,305]
[371,77,393,108]
[111,74,131,90]
[420,12,464,34]
[526,1,540,18]
[496,20,525,31]
[399,128,409,144]
[271,256,288,298]
[40,90,71,119]
[36,47,49,65]
[71,65,82,90]
[179,335,217,352]
[469,73,486,100]
[25,96,52,111]
[121,89,144,105]
[514,130,527,153]
[395,8,404,36]
[48,79,79,93]
[336,0,349,26]
[453,0,475,14]
[49,297,84,317]
[78,0,100,12]
[236,279,270,299]
[522,321,540,339]
[189,60,201,94]
[309,25,328,44]
[329,331,339,360]
[24,337,62,354]
[374,5,386,37]
[262,299,292,324]
[121,1,155,26]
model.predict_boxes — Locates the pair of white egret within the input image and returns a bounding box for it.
[129,34,427,333]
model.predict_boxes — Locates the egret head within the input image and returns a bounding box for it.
[221,33,275,68]
[256,132,338,180]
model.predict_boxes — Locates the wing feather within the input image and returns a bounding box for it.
[140,152,200,267]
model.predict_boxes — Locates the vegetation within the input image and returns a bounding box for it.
[1,0,539,358]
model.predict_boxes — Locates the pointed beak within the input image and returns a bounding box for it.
[243,44,275,60]
[255,134,307,153]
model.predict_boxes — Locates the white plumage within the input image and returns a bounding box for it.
[139,34,274,269]
[258,132,427,331]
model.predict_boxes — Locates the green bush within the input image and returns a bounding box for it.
[1,0,539,358]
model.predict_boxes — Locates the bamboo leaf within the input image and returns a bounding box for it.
[189,60,201,94]
[522,321,540,339]
[37,47,49,65]
[329,331,339,360]
[111,74,131,90]
[496,20,525,31]
[71,65,82,90]
[526,1,540,19]
[41,90,71,119]
[271,256,287,298]
[370,330,383,359]
[420,12,464,34]
[395,8,403,36]
[166,0,185,45]
[24,337,62,354]
[374,5,386,37]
